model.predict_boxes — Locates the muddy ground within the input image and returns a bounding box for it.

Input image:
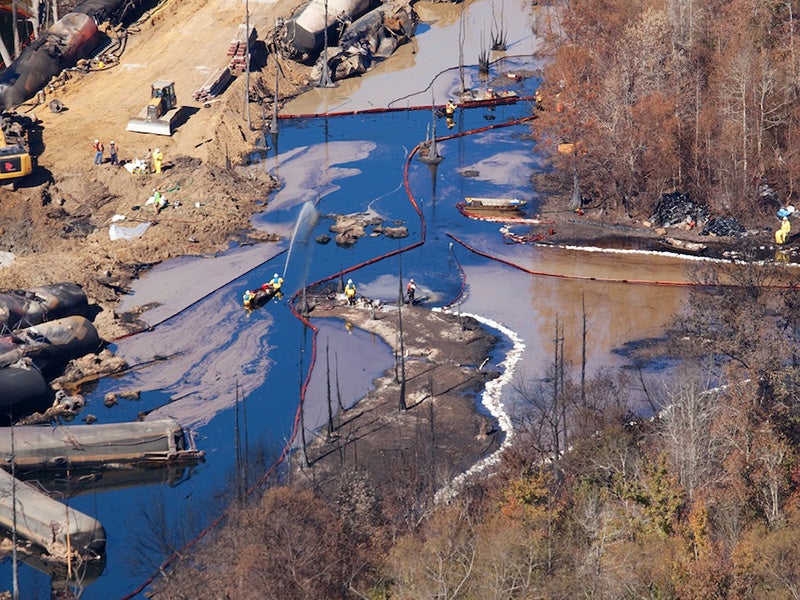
[292,290,502,493]
[0,0,320,341]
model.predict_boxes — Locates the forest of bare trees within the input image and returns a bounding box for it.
[155,260,800,599]
[153,269,800,600]
[154,2,800,598]
[535,0,800,220]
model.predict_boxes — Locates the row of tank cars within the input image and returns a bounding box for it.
[0,282,101,423]
[0,283,206,594]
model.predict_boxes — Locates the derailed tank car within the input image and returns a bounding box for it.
[0,418,205,469]
[0,468,106,558]
[0,282,88,331]
[0,0,131,109]
[279,0,381,62]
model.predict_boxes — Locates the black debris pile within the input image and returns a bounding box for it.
[650,192,710,228]
[700,216,746,238]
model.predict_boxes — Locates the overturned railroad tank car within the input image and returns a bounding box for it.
[313,1,416,81]
[0,315,98,417]
[279,0,381,62]
[0,282,88,331]
[0,315,99,421]
[0,468,107,559]
[0,417,205,470]
[0,0,129,109]
[0,363,51,419]
[0,315,101,373]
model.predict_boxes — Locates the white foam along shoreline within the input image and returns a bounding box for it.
[432,308,524,503]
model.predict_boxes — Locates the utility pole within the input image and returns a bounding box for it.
[398,255,407,411]
[326,338,334,441]
[269,25,280,153]
[244,0,252,131]
[553,315,559,456]
[458,5,466,95]
[581,294,587,406]
[300,329,310,467]
[11,418,18,600]
[234,383,244,507]
[12,0,20,58]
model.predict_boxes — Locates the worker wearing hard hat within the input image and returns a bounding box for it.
[344,278,357,305]
[445,99,457,130]
[268,273,283,291]
[152,147,163,174]
[406,278,416,304]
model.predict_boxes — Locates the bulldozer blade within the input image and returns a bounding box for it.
[126,119,173,136]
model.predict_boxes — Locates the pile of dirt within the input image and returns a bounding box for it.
[0,155,280,339]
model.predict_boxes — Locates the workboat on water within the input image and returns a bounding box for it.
[242,282,281,308]
[460,88,519,105]
[461,196,527,212]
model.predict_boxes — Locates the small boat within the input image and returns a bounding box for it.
[242,283,280,308]
[463,196,527,212]
[459,89,519,105]
[658,236,707,254]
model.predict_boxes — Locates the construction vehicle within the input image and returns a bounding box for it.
[0,112,35,188]
[126,80,180,136]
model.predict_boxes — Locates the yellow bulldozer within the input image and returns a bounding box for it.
[0,112,35,188]
[126,80,180,136]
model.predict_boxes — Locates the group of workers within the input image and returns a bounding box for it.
[94,138,164,174]
[242,273,284,308]
[342,277,417,306]
[242,275,419,309]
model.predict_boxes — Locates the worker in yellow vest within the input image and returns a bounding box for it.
[776,216,791,244]
[344,279,357,305]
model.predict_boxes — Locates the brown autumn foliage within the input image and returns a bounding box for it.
[535,0,800,220]
[158,266,800,598]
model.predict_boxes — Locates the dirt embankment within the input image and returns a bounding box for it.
[0,0,319,341]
